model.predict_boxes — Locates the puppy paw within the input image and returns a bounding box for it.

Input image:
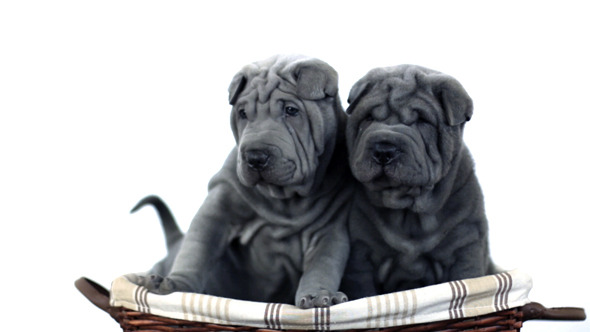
[125,273,161,289]
[125,273,179,295]
[157,276,180,294]
[125,273,145,285]
[332,291,348,304]
[297,290,348,309]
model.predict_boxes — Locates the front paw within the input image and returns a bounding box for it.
[125,273,181,295]
[297,290,348,309]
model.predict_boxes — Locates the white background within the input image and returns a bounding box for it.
[1,1,588,331]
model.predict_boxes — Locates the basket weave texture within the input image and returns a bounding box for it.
[111,305,525,331]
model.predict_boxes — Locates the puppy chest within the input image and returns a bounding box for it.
[233,225,305,276]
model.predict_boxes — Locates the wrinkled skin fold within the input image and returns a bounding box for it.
[341,65,495,300]
[127,55,354,308]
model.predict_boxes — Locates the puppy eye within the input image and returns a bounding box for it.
[284,106,300,117]
[364,114,374,122]
[238,109,247,119]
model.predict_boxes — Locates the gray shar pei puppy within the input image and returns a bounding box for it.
[341,65,495,300]
[129,55,353,308]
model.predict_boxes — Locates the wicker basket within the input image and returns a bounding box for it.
[75,277,585,331]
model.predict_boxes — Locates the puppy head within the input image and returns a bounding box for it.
[228,55,344,199]
[346,65,473,210]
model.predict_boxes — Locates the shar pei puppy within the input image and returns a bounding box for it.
[129,55,353,308]
[341,65,495,300]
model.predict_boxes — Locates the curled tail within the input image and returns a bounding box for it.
[131,195,183,252]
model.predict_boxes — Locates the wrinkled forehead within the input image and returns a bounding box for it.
[236,57,307,104]
[369,65,438,102]
[353,75,418,112]
[383,74,419,105]
[356,75,439,123]
[238,74,297,105]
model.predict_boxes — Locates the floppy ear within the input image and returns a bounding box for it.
[228,73,247,105]
[346,80,373,114]
[429,75,473,126]
[292,60,339,100]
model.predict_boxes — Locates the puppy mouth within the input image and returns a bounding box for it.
[352,148,436,204]
[256,161,297,185]
[351,127,436,194]
[363,174,429,197]
[352,149,428,189]
[238,157,297,187]
[363,173,436,209]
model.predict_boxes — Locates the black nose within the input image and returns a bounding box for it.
[245,150,270,171]
[371,142,400,166]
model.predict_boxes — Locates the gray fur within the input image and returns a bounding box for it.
[128,55,353,308]
[341,65,494,300]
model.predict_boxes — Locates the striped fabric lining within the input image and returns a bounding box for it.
[180,292,232,324]
[110,269,531,331]
[133,285,149,314]
[449,279,467,319]
[365,289,418,328]
[314,307,330,331]
[264,303,283,330]
[493,272,513,311]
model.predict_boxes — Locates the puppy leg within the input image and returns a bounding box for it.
[296,219,350,308]
[440,219,490,281]
[448,239,490,281]
[340,242,378,300]
[135,184,250,295]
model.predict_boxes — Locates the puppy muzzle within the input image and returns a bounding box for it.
[237,144,297,187]
[352,127,432,188]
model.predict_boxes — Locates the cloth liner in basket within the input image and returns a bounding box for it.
[109,269,532,330]
[76,268,586,331]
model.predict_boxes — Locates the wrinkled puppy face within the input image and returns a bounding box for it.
[229,55,341,199]
[346,65,473,210]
